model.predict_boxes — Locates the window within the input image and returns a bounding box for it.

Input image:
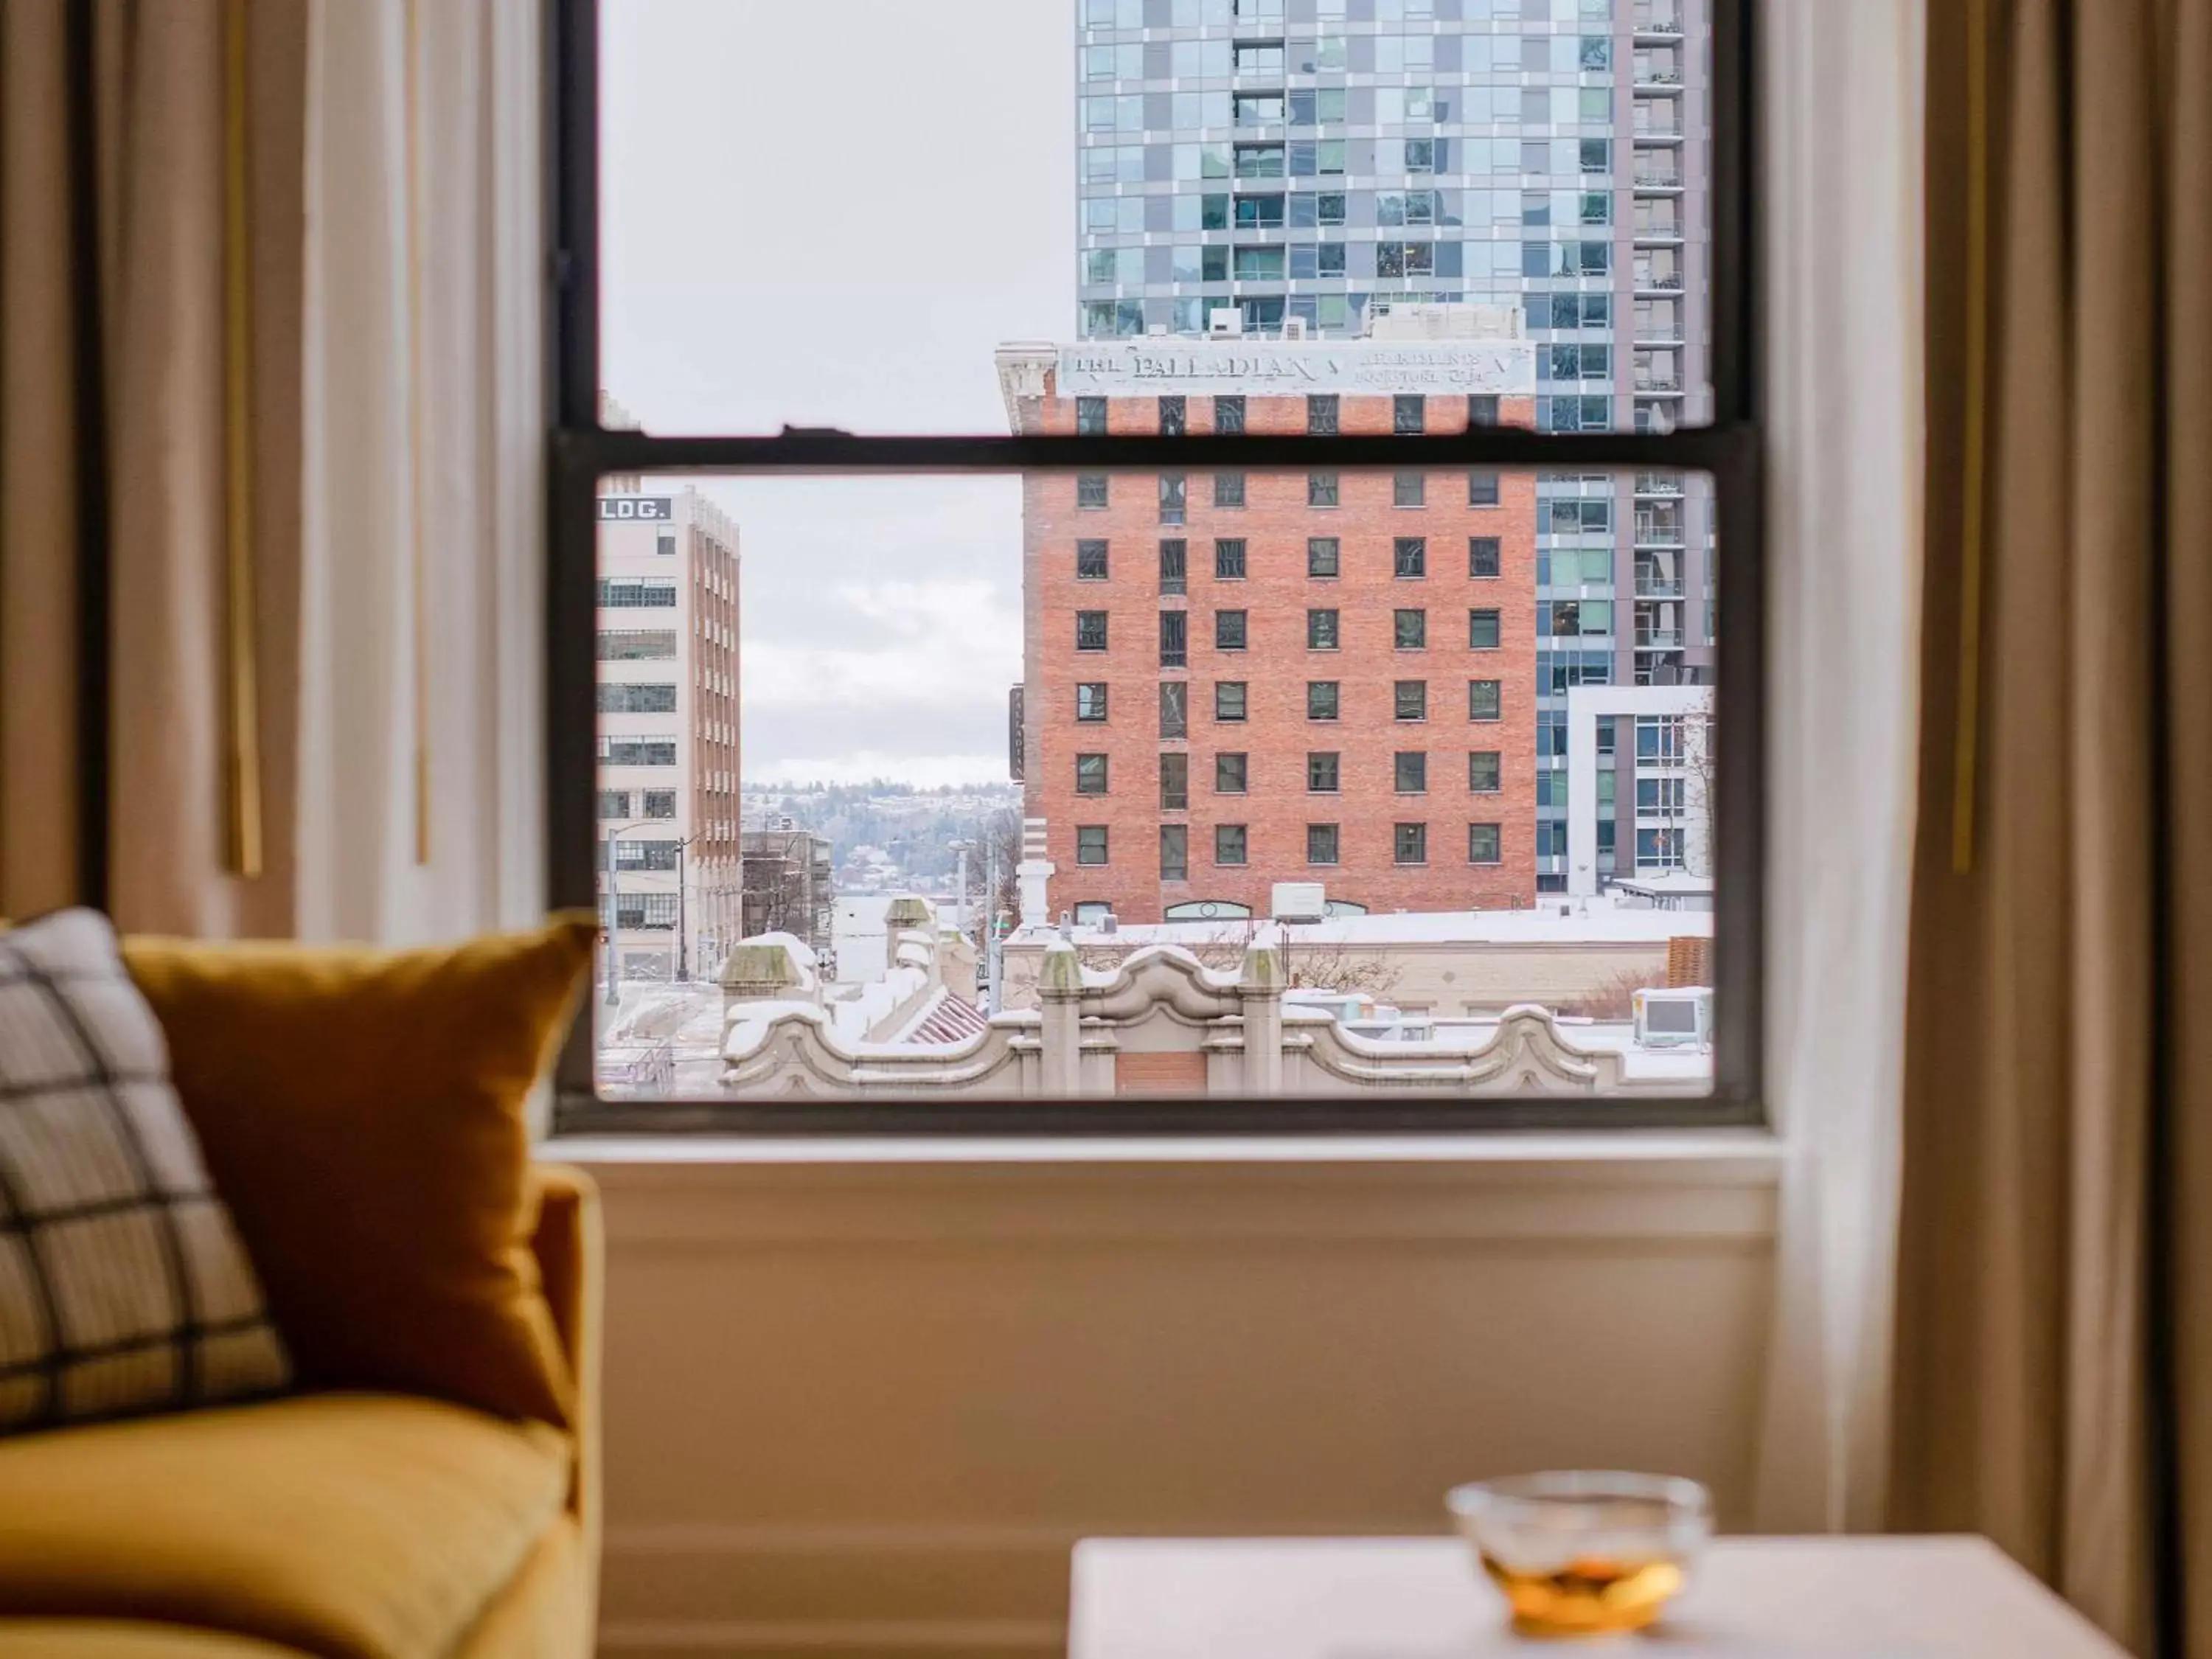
[1394,752,1427,793]
[1214,681,1248,722]
[1077,826,1110,866]
[1077,683,1109,722]
[1077,539,1109,580]
[1308,472,1339,507]
[1160,681,1189,738]
[1159,611,1187,667]
[1470,537,1502,578]
[597,681,679,714]
[1076,753,1109,795]
[1470,470,1500,507]
[1394,609,1427,650]
[1469,679,1502,721]
[1394,537,1427,578]
[1468,394,1500,427]
[1214,824,1249,866]
[1214,395,1246,435]
[642,788,677,818]
[1468,823,1503,865]
[1307,395,1339,436]
[1394,472,1426,507]
[1394,823,1427,865]
[1215,753,1248,794]
[1077,611,1108,651]
[1158,396,1186,437]
[1307,608,1340,650]
[1215,609,1248,650]
[1394,394,1425,435]
[1077,397,1107,436]
[1470,608,1501,649]
[597,630,677,660]
[1078,473,1109,509]
[597,579,678,608]
[1307,824,1340,865]
[1160,752,1189,810]
[598,736,678,766]
[1159,474,1186,525]
[1214,471,1246,508]
[1308,537,1340,577]
[1161,824,1189,882]
[1159,538,1187,594]
[1394,681,1427,721]
[1214,538,1247,579]
[1308,681,1340,721]
[597,790,629,818]
[1308,752,1340,793]
[1469,751,1501,793]
[1638,776,1690,813]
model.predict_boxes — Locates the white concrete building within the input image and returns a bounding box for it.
[1564,684,1715,899]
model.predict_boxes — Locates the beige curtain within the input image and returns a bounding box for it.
[1893,1,2212,1655]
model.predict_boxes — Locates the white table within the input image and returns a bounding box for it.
[1070,1537,2128,1658]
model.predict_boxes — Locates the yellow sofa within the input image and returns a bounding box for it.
[0,1164,602,1659]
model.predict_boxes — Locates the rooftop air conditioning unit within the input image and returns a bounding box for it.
[1281,316,1309,339]
[1272,882,1328,923]
[1099,914,1119,934]
[1208,307,1244,338]
[1633,986,1711,1048]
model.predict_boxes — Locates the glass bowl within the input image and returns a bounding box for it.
[1446,1471,1712,1638]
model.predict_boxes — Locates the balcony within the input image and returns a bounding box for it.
[1635,272,1686,293]
[1634,167,1684,190]
[1635,473,1685,496]
[1635,69,1686,90]
[1635,577,1686,599]
[1636,629,1686,650]
[1634,221,1686,243]
[1634,377,1685,394]
[1635,6,1686,36]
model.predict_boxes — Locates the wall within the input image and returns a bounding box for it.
[577,1139,1778,1658]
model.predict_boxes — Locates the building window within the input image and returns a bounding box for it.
[1160,752,1189,810]
[597,737,678,766]
[1393,394,1425,435]
[597,790,629,818]
[1394,537,1427,577]
[1214,471,1246,507]
[1158,395,1186,437]
[1077,826,1110,866]
[1214,394,1246,434]
[1160,611,1187,667]
[1307,394,1339,436]
[1307,824,1340,865]
[1470,470,1500,507]
[1214,681,1248,722]
[1215,824,1249,866]
[1469,679,1503,721]
[1215,609,1248,650]
[1394,609,1427,650]
[1077,539,1110,580]
[1160,681,1189,738]
[1470,751,1502,793]
[1161,824,1189,882]
[1470,608,1501,650]
[655,530,676,557]
[1394,471,1426,507]
[1160,473,1186,524]
[1077,397,1108,436]
[1214,538,1248,579]
[1076,753,1109,795]
[1308,681,1340,721]
[1394,823,1427,866]
[1307,608,1340,650]
[1308,536,1340,577]
[1077,683,1109,722]
[612,835,684,871]
[1159,538,1188,594]
[597,578,678,608]
[597,630,678,660]
[1394,752,1427,793]
[597,682,679,714]
[1308,752,1340,792]
[1469,394,1500,427]
[1469,823,1503,865]
[1394,681,1427,721]
[1216,752,1248,794]
[1308,471,1339,507]
[1470,536,1502,578]
[1077,611,1109,652]
[643,788,677,818]
[1078,473,1109,508]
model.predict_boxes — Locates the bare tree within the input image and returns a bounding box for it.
[1558,966,1655,1022]
[1683,688,1718,880]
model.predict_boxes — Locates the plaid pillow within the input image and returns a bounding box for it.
[0,910,288,1432]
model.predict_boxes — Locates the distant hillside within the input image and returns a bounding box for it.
[742,780,1019,888]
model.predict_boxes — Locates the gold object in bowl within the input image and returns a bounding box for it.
[1446,1471,1711,1638]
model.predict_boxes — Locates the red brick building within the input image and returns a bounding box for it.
[998,334,1538,925]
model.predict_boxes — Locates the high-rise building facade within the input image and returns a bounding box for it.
[1001,334,1540,924]
[595,485,743,981]
[1074,0,1715,890]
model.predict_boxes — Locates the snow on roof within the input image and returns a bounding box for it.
[1013,899,1708,950]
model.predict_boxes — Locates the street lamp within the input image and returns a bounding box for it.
[602,818,691,1006]
[946,838,975,936]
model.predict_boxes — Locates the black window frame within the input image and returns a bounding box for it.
[545,0,1765,1133]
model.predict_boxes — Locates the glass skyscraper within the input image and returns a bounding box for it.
[1075,0,1715,890]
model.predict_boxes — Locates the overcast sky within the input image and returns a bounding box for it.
[601,1,1074,787]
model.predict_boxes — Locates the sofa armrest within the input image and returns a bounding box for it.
[529,1164,602,1591]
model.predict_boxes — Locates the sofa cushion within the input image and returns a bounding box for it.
[119,917,594,1430]
[0,1621,309,1658]
[0,911,289,1433]
[0,1393,571,1659]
